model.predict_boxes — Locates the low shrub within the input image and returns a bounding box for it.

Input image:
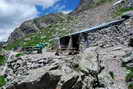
[0,76,6,87]
[0,55,5,65]
[15,53,24,57]
[113,7,133,17]
[125,71,133,82]
[109,71,115,79]
[128,83,133,89]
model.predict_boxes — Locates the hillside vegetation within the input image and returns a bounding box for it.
[6,0,133,50]
[113,7,133,17]
[6,15,78,50]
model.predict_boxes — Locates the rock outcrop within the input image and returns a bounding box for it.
[70,0,95,15]
[2,45,132,89]
[127,0,133,7]
[7,13,66,43]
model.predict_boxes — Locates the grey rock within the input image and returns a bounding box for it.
[6,72,61,89]
[4,45,132,89]
[61,76,79,89]
[122,51,133,67]
[113,0,125,6]
[70,0,95,15]
[127,0,133,7]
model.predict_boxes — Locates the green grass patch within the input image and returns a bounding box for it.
[5,38,24,50]
[122,65,133,88]
[126,67,133,72]
[113,7,133,17]
[15,53,24,57]
[128,83,133,89]
[0,55,5,65]
[0,76,6,87]
[125,70,133,82]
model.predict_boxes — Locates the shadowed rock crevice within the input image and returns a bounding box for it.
[61,76,80,89]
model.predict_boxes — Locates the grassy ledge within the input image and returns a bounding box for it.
[113,7,133,17]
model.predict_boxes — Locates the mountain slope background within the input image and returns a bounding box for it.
[6,0,133,50]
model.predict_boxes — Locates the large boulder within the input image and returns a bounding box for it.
[79,47,99,72]
[122,51,133,67]
[127,0,133,7]
[7,72,61,89]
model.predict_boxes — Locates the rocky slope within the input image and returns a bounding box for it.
[1,45,132,89]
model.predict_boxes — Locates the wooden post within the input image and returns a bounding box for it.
[55,39,61,56]
[67,36,73,51]
[82,33,90,48]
